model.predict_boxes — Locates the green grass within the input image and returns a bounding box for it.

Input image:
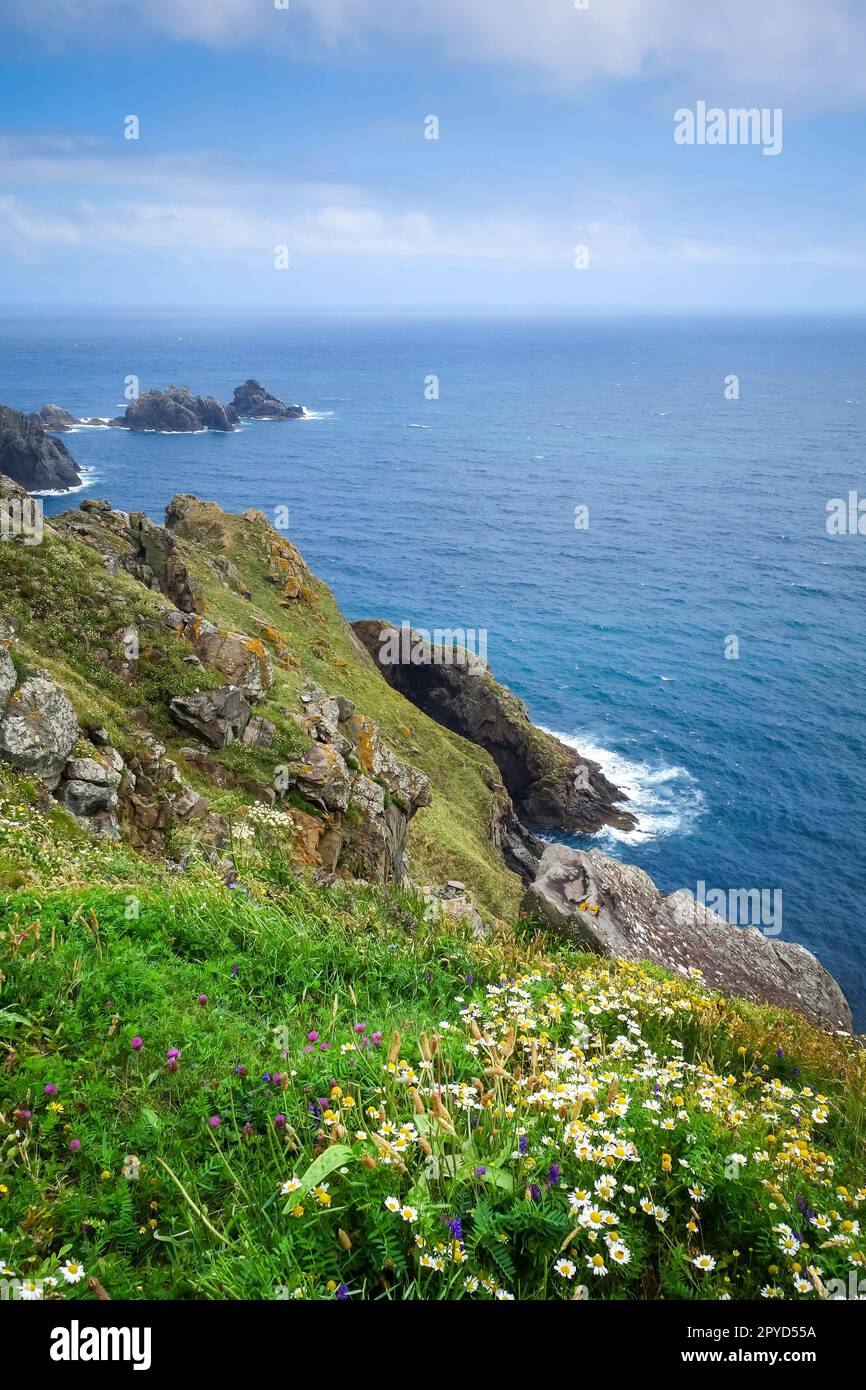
[1,846,864,1302]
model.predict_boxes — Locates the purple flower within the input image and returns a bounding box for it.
[198,994,208,1007]
[548,1163,560,1187]
[14,1109,32,1123]
[44,1083,57,1097]
[234,1065,247,1077]
[69,1138,81,1151]
[243,1122,254,1136]
[519,1134,528,1155]
[131,1036,143,1051]
[449,1217,463,1240]
[335,1283,349,1301]
[529,1183,542,1203]
[777,1047,784,1058]
[475,1166,487,1177]
[231,963,239,978]
[465,973,474,986]
[209,1115,221,1128]
[274,1114,286,1129]
[307,1030,319,1043]
[354,1023,366,1034]
[371,1032,383,1047]
[262,1073,271,1083]
[319,1042,330,1052]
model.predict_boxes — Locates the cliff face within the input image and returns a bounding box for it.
[0,404,82,492]
[352,620,635,836]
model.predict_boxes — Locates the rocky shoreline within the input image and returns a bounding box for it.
[0,381,307,493]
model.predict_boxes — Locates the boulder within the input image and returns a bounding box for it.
[0,675,79,788]
[523,844,852,1033]
[0,403,82,493]
[31,404,80,432]
[352,620,633,836]
[123,387,237,433]
[229,379,305,419]
[57,749,123,825]
[168,686,251,747]
[294,743,352,811]
[163,612,273,699]
[242,715,276,748]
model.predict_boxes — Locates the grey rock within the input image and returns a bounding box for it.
[352,619,634,836]
[123,387,238,433]
[294,743,352,811]
[242,715,276,748]
[230,379,305,420]
[168,685,251,747]
[523,844,852,1033]
[0,402,82,492]
[0,676,79,789]
[0,637,16,712]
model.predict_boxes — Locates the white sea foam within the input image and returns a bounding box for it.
[542,728,705,846]
[33,467,97,499]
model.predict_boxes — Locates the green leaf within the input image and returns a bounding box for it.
[460,1164,514,1195]
[282,1144,354,1212]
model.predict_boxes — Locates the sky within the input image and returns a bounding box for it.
[1,0,866,312]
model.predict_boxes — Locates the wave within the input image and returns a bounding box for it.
[33,466,98,499]
[542,727,705,846]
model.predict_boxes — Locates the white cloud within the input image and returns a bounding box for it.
[9,0,866,105]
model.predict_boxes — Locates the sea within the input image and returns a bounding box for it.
[2,312,864,1025]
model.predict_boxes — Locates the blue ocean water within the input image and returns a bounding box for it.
[2,313,864,1025]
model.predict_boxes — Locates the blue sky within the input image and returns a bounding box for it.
[2,0,866,311]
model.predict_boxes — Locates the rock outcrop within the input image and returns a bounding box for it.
[523,844,852,1032]
[123,387,237,433]
[230,379,305,419]
[30,404,80,432]
[56,748,124,836]
[284,681,431,883]
[163,611,273,699]
[352,620,634,836]
[169,686,252,748]
[0,404,82,493]
[0,674,79,789]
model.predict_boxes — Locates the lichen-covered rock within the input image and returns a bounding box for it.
[294,743,352,811]
[523,845,852,1033]
[422,882,487,938]
[57,748,123,828]
[242,715,276,748]
[169,686,251,747]
[163,611,274,699]
[127,513,201,612]
[0,676,79,789]
[0,631,16,712]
